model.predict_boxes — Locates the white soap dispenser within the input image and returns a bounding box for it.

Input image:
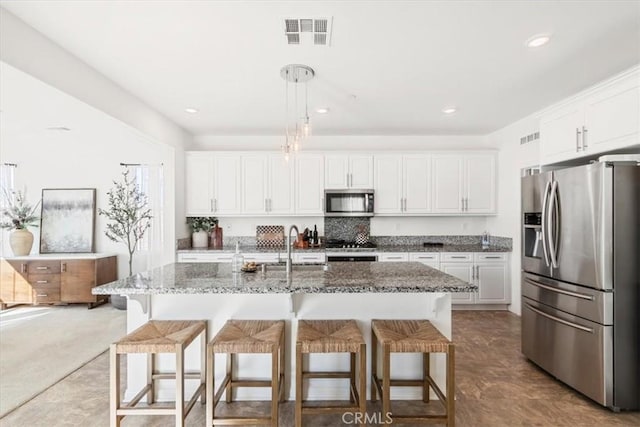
[232,241,244,273]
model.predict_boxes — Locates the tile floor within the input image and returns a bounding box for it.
[1,311,638,426]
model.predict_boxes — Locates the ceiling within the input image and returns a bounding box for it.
[2,1,639,136]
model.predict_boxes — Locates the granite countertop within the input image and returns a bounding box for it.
[92,262,476,295]
[177,244,510,254]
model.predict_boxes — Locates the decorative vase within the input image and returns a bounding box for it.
[192,231,209,248]
[10,229,34,256]
[210,225,223,248]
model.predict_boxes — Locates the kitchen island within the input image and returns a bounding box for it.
[93,261,474,402]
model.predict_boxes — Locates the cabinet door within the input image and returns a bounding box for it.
[432,156,463,213]
[374,155,402,214]
[325,155,349,188]
[295,154,324,215]
[440,262,474,304]
[214,154,241,214]
[61,260,96,303]
[584,76,639,153]
[185,153,213,215]
[465,154,496,213]
[241,155,267,214]
[539,103,584,163]
[476,262,510,304]
[403,155,431,214]
[267,155,294,214]
[349,155,374,189]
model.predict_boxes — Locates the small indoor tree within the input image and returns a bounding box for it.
[99,170,152,276]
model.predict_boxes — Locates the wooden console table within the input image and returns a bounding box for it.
[0,254,117,309]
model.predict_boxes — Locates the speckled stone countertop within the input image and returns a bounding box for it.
[92,262,476,295]
[177,244,510,254]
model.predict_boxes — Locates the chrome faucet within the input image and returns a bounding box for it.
[286,224,299,280]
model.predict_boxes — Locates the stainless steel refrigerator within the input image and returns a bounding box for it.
[521,155,639,411]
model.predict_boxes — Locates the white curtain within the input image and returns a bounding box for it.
[0,163,17,257]
[126,164,164,271]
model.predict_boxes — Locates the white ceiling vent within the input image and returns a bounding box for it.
[284,17,333,46]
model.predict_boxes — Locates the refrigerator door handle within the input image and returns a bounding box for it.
[548,180,560,268]
[541,181,552,267]
[525,303,593,333]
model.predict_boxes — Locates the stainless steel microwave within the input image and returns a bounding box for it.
[324,189,374,217]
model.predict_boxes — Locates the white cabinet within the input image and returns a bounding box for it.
[292,252,326,264]
[374,155,431,215]
[409,252,440,269]
[378,252,409,262]
[295,154,324,215]
[440,252,510,306]
[241,154,294,215]
[540,68,640,165]
[185,152,241,216]
[325,154,373,189]
[177,252,234,263]
[474,253,510,304]
[432,154,496,214]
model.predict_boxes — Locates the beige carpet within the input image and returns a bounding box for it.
[0,304,125,417]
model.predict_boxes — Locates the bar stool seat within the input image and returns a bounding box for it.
[296,319,367,427]
[371,319,455,426]
[110,320,208,427]
[206,320,285,427]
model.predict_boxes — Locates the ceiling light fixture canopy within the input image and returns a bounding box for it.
[526,33,551,48]
[280,64,315,160]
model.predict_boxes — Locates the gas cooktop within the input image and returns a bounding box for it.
[325,239,377,249]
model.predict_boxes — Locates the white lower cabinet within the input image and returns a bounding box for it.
[378,252,410,262]
[440,252,510,307]
[292,253,326,264]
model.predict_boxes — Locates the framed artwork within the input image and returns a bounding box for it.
[40,188,96,253]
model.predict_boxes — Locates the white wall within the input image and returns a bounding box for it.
[0,7,193,241]
[0,64,176,277]
[486,115,541,315]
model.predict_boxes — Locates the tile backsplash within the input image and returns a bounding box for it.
[324,217,371,242]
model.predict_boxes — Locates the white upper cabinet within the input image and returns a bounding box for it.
[432,153,496,214]
[295,154,325,215]
[241,154,294,215]
[540,67,639,165]
[374,154,431,215]
[185,152,241,216]
[325,154,373,189]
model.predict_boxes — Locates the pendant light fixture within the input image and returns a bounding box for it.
[280,64,314,160]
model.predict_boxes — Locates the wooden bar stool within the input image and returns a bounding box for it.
[371,319,455,426]
[295,319,366,427]
[110,320,208,427]
[206,319,285,427]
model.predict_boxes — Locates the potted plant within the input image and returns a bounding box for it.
[98,170,152,310]
[0,188,41,256]
[187,217,217,248]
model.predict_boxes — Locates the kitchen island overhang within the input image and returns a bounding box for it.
[93,262,475,403]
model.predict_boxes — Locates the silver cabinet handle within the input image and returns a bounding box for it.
[576,127,582,152]
[36,280,48,284]
[61,262,67,272]
[21,264,27,273]
[265,199,268,212]
[211,199,214,212]
[451,256,467,259]
[36,294,48,297]
[416,256,435,259]
[470,265,475,281]
[582,126,588,150]
[475,265,480,280]
[386,256,404,259]
[269,198,272,212]
[461,197,464,211]
[213,198,217,212]
[525,303,593,333]
[483,256,501,259]
[466,198,469,211]
[404,198,407,211]
[400,198,404,211]
[36,266,49,270]
[524,278,594,301]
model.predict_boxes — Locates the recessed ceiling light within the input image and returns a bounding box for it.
[46,126,71,131]
[442,107,457,115]
[526,33,551,48]
[185,108,199,114]
[315,107,330,114]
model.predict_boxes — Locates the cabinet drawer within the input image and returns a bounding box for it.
[409,253,440,262]
[378,252,409,262]
[28,261,61,274]
[244,253,281,263]
[33,282,61,303]
[441,253,473,262]
[28,274,61,286]
[177,253,234,263]
[474,253,507,262]
[293,253,326,264]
